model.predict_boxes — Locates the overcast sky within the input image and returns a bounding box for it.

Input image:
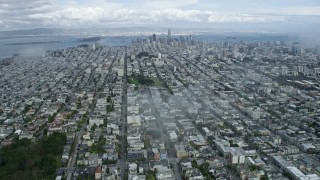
[0,0,320,31]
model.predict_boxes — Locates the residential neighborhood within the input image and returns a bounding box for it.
[1,33,320,180]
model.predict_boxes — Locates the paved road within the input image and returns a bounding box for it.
[120,47,128,180]
[66,119,87,180]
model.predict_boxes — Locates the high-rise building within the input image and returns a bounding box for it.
[168,29,171,41]
[292,46,298,56]
[92,43,96,51]
[152,34,156,42]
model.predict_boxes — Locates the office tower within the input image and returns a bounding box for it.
[168,28,171,41]
[222,49,227,58]
[292,46,298,56]
[152,34,156,42]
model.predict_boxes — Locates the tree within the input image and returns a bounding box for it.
[0,132,66,179]
[102,117,108,127]
[43,128,48,136]
[283,171,294,180]
[107,103,114,112]
[90,136,106,154]
[91,124,97,131]
[107,96,111,103]
[146,130,161,139]
[48,113,57,123]
[23,105,32,114]
[103,160,117,165]
[77,97,82,108]
[24,116,32,123]
[65,96,70,103]
[249,165,261,171]
[191,160,198,168]
[253,132,261,137]
[146,170,156,180]
[199,162,214,179]
[260,175,269,180]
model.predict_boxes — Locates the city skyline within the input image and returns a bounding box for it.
[1,2,320,179]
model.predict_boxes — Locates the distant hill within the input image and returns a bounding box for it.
[0,28,63,36]
[78,37,101,42]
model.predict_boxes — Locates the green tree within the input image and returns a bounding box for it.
[0,132,66,179]
[24,116,32,123]
[146,170,156,180]
[199,162,214,179]
[107,96,111,103]
[65,96,70,103]
[77,97,82,108]
[192,160,198,168]
[91,124,97,131]
[43,128,48,136]
[249,165,262,171]
[23,105,32,114]
[260,175,269,180]
[90,136,106,154]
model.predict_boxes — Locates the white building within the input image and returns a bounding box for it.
[118,68,124,77]
[250,108,261,120]
[127,115,141,126]
[85,68,91,74]
[228,147,245,164]
[202,127,212,137]
[169,131,178,142]
[89,118,104,126]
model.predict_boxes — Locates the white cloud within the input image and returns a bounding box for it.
[281,6,320,16]
[30,6,285,27]
[0,20,6,27]
[255,6,320,16]
[0,0,53,11]
[142,0,199,9]
[208,13,285,23]
[0,0,318,29]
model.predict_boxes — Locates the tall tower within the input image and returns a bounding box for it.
[152,34,156,42]
[168,28,171,41]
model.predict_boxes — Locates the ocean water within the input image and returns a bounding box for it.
[0,35,133,58]
[193,34,292,42]
[0,34,293,58]
[0,36,79,57]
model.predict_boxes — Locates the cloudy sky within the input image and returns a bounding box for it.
[0,0,320,30]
